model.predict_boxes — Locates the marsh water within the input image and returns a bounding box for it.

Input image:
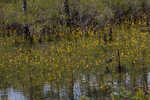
[0,65,150,100]
[1,28,150,100]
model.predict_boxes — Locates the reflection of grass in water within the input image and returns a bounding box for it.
[0,93,8,100]
[112,87,150,100]
[0,24,150,99]
[79,96,90,100]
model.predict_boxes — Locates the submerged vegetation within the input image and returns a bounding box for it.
[1,0,150,100]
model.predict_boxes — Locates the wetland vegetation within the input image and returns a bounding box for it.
[1,0,150,100]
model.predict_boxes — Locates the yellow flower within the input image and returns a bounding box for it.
[86,64,89,68]
[9,59,13,63]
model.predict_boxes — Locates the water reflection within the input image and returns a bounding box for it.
[0,89,27,100]
[0,68,150,100]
